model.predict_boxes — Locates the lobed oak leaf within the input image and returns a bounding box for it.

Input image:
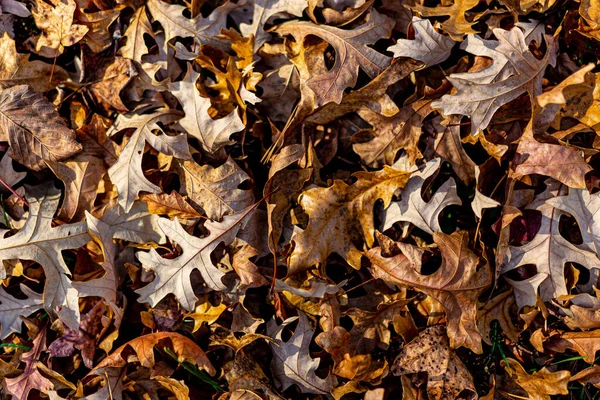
[476,290,520,345]
[97,201,166,245]
[5,327,53,399]
[107,109,191,212]
[275,10,394,106]
[426,116,476,184]
[0,85,82,171]
[94,331,215,374]
[178,156,254,221]
[353,98,434,167]
[136,204,258,310]
[502,188,600,308]
[501,358,569,400]
[288,166,410,273]
[118,6,153,63]
[146,0,243,51]
[387,17,455,67]
[73,212,120,306]
[0,284,43,339]
[267,312,335,394]
[169,68,245,154]
[382,158,461,235]
[78,8,121,53]
[368,231,491,353]
[234,0,307,52]
[410,0,480,40]
[48,117,117,222]
[0,183,91,330]
[433,27,557,135]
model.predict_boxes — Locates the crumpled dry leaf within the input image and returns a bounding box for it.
[27,0,89,58]
[5,326,53,399]
[391,325,477,400]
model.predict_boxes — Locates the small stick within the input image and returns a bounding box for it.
[0,177,28,207]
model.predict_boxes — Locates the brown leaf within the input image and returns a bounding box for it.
[141,191,202,220]
[0,85,82,171]
[275,10,394,106]
[5,326,53,399]
[95,331,215,374]
[503,358,569,400]
[289,166,410,273]
[354,99,434,167]
[0,33,68,92]
[391,325,476,400]
[27,0,89,58]
[368,231,491,353]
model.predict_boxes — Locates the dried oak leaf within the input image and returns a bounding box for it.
[387,16,455,67]
[27,0,89,58]
[146,0,242,50]
[267,312,336,395]
[0,85,82,171]
[78,8,121,53]
[368,230,491,353]
[107,109,191,213]
[49,115,117,222]
[5,326,53,399]
[234,0,307,52]
[502,188,600,308]
[119,6,153,63]
[353,98,434,167]
[433,27,557,135]
[0,284,43,339]
[136,205,257,311]
[502,358,569,400]
[95,201,166,245]
[169,68,245,154]
[382,158,461,235]
[427,116,476,184]
[476,290,520,345]
[532,329,600,363]
[0,183,91,330]
[0,33,68,92]
[178,156,253,221]
[73,212,120,309]
[288,166,410,274]
[275,10,394,106]
[391,325,476,400]
[410,0,480,40]
[511,127,591,190]
[141,191,202,220]
[94,331,215,375]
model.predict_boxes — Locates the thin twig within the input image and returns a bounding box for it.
[0,177,28,207]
